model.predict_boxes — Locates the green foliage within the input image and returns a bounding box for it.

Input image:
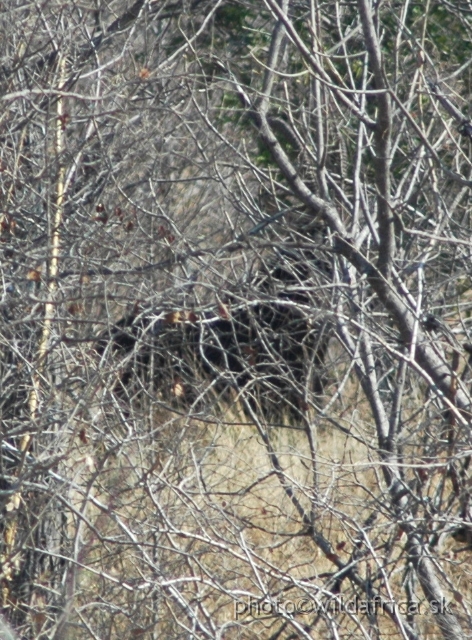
[351,59,364,81]
[412,2,472,65]
[255,141,273,167]
[214,2,250,34]
[213,1,270,53]
[428,5,472,63]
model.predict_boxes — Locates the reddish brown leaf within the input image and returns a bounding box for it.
[27,268,41,282]
[67,303,82,316]
[138,68,150,80]
[164,311,180,325]
[58,113,70,130]
[0,214,16,234]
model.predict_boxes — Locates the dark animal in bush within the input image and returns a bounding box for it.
[98,249,331,419]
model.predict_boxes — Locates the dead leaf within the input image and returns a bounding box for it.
[172,378,185,398]
[0,214,15,234]
[218,302,230,319]
[27,268,41,282]
[5,493,21,512]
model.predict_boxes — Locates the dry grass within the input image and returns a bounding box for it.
[50,339,472,640]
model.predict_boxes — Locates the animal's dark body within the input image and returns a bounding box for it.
[98,252,331,419]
